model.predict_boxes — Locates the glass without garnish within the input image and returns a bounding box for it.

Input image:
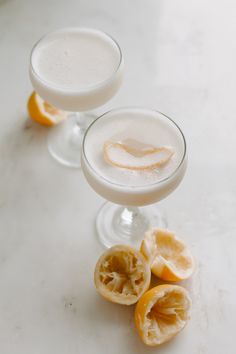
[29,27,124,167]
[81,108,187,248]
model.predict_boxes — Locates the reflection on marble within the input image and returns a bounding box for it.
[0,0,236,353]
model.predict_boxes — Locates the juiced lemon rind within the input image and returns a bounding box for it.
[94,245,151,305]
[27,91,67,126]
[135,284,192,346]
[140,228,194,281]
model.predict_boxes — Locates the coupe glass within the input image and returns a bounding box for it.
[81,108,187,248]
[29,27,124,168]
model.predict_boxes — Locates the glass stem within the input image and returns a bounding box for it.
[75,112,87,133]
[119,207,140,226]
[112,206,150,240]
[69,112,86,147]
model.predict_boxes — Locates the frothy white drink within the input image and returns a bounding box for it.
[82,108,187,206]
[30,28,123,111]
[32,29,120,89]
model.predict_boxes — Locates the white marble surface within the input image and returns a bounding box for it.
[0,0,236,353]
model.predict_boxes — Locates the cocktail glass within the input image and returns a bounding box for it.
[81,108,187,248]
[29,27,124,167]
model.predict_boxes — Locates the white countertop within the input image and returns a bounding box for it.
[0,0,235,353]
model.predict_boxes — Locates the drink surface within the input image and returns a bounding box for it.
[84,109,185,188]
[31,28,121,90]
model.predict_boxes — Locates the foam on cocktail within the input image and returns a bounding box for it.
[84,109,184,189]
[30,28,123,111]
[32,28,120,89]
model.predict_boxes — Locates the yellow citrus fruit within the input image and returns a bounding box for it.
[94,245,151,305]
[140,229,194,281]
[135,284,191,346]
[27,92,67,126]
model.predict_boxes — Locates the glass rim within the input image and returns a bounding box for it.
[82,107,187,190]
[29,27,123,94]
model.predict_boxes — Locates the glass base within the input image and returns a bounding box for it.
[96,202,167,248]
[48,112,94,168]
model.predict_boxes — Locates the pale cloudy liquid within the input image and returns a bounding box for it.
[82,109,187,206]
[30,28,123,111]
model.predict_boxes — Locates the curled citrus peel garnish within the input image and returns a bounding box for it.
[103,139,174,171]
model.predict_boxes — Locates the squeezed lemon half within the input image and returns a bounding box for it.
[27,91,67,126]
[135,284,191,346]
[141,228,194,281]
[94,245,151,305]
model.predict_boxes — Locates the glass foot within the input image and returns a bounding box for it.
[96,202,167,248]
[48,112,94,168]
